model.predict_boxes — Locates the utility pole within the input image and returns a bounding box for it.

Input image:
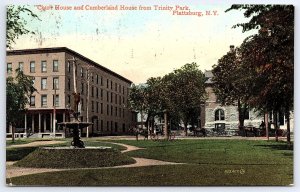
[86,67,90,138]
[53,86,57,138]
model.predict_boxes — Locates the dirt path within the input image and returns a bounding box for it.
[6,142,183,179]
[7,140,66,148]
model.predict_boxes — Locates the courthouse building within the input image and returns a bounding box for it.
[7,47,137,138]
[203,70,294,134]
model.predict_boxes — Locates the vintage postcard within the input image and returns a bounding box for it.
[5,0,294,187]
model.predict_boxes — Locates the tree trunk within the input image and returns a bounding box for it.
[237,100,246,135]
[11,123,15,143]
[164,112,168,139]
[184,122,188,137]
[264,112,269,140]
[285,110,291,146]
[274,111,279,142]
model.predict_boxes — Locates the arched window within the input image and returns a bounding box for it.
[215,109,225,121]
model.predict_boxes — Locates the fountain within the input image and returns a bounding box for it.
[58,57,92,148]
[58,92,92,148]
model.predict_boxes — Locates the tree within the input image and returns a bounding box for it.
[212,47,256,131]
[6,69,36,142]
[226,5,294,143]
[7,5,40,49]
[162,63,207,136]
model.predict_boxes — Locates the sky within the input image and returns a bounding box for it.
[10,1,258,84]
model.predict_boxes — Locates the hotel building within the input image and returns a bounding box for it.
[7,47,137,138]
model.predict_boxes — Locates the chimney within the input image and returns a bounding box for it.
[230,45,234,52]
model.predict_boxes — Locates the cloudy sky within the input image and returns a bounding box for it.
[11,1,259,84]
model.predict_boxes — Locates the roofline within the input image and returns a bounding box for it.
[7,47,133,84]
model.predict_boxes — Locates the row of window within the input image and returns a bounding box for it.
[38,77,59,90]
[30,95,59,107]
[67,80,126,105]
[87,119,126,133]
[66,96,125,118]
[214,109,250,121]
[67,62,126,95]
[7,61,59,74]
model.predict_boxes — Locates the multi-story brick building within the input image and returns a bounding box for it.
[7,47,137,138]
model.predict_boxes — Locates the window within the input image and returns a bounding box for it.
[41,95,47,107]
[96,75,99,84]
[91,86,94,97]
[101,103,103,114]
[80,68,83,77]
[111,105,113,116]
[107,121,109,131]
[111,81,113,89]
[32,77,35,85]
[30,61,35,73]
[92,101,94,112]
[115,122,118,132]
[111,92,113,103]
[101,89,103,100]
[81,83,84,94]
[7,63,12,74]
[115,107,118,116]
[107,91,109,102]
[67,61,71,72]
[53,95,59,107]
[119,95,121,105]
[96,88,99,98]
[53,77,59,90]
[101,120,103,132]
[107,104,109,115]
[19,62,24,71]
[41,61,47,72]
[30,96,35,107]
[67,78,71,90]
[96,102,99,113]
[122,86,125,94]
[53,60,59,72]
[115,94,118,104]
[101,76,103,86]
[41,78,47,90]
[67,95,71,105]
[107,79,109,88]
[215,109,225,121]
[115,83,117,91]
[91,73,94,82]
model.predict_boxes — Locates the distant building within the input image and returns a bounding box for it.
[203,70,294,133]
[6,47,137,138]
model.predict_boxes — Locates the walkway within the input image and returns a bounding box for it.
[6,142,183,179]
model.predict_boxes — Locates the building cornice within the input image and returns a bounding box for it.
[7,47,132,84]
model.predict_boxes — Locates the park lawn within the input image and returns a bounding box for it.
[7,139,293,186]
[112,139,293,165]
[9,163,292,186]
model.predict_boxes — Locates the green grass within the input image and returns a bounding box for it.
[9,164,293,186]
[6,147,37,161]
[14,147,135,169]
[112,139,293,165]
[6,140,126,161]
[7,139,293,186]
